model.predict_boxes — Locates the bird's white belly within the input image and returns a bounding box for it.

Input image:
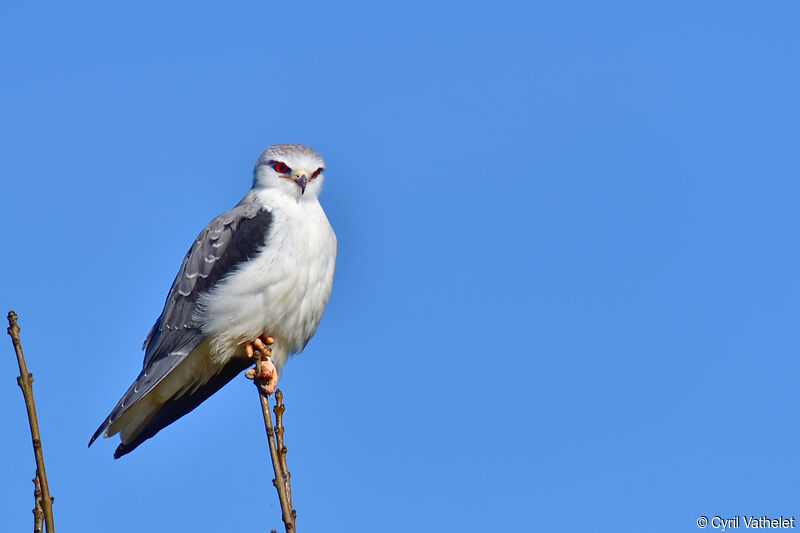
[199,199,336,370]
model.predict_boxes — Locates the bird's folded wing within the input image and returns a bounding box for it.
[90,202,273,447]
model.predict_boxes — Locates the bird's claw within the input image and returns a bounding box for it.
[245,335,274,358]
[245,359,278,395]
[244,335,277,395]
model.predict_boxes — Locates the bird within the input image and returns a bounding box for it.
[89,143,337,458]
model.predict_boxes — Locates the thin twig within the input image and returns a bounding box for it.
[7,311,55,533]
[33,472,44,533]
[253,352,296,532]
[273,390,293,511]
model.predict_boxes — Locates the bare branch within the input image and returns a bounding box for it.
[7,311,55,533]
[253,351,296,532]
[273,390,293,511]
[33,473,43,533]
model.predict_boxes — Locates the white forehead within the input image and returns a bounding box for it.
[256,143,325,170]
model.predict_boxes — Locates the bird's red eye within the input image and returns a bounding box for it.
[272,161,289,174]
[312,167,323,179]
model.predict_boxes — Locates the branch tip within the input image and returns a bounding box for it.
[7,312,55,533]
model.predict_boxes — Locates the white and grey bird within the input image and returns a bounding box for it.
[90,143,337,458]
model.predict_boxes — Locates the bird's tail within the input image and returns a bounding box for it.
[89,349,251,458]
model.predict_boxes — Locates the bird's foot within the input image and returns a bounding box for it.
[244,335,274,359]
[245,360,277,395]
[244,335,277,395]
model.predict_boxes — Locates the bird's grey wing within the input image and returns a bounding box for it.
[89,202,273,446]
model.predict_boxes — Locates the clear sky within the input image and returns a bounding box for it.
[2,1,799,532]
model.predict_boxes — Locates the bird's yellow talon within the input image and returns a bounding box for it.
[253,337,271,356]
[246,359,278,394]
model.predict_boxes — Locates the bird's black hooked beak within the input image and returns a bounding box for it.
[293,174,308,194]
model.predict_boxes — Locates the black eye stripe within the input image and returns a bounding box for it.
[260,160,322,178]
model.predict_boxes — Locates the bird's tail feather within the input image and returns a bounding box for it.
[111,358,251,458]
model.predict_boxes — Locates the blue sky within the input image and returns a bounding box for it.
[1,1,799,531]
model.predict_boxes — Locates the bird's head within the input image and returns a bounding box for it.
[253,144,326,201]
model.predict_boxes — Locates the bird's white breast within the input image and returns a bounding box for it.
[199,191,337,371]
